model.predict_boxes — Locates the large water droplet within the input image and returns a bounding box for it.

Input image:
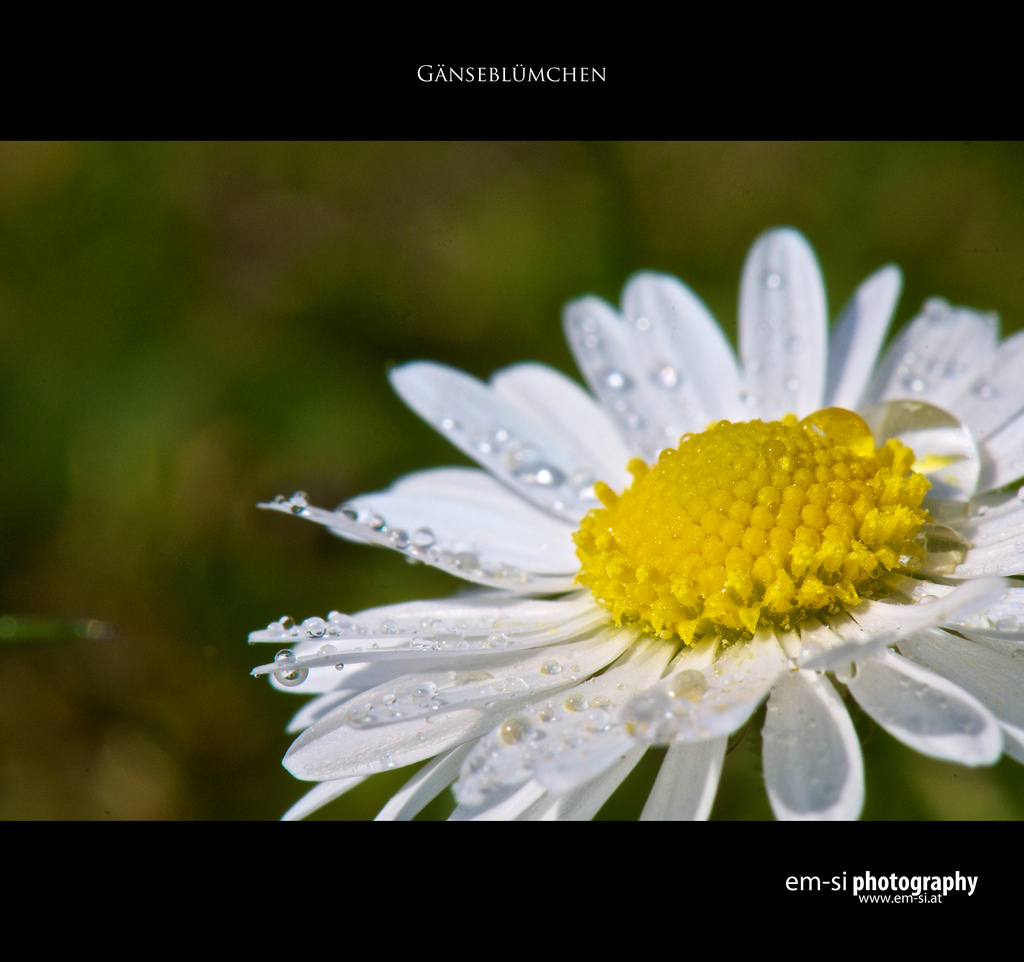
[274,666,308,687]
[669,669,707,702]
[498,715,534,744]
[412,681,438,706]
[302,617,326,638]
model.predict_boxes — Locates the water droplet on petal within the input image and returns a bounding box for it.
[498,715,534,744]
[669,669,707,702]
[302,617,326,638]
[412,681,438,706]
[411,527,436,548]
[540,660,562,675]
[274,667,308,687]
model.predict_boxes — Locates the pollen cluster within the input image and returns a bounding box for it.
[574,408,930,644]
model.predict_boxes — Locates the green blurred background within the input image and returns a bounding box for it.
[2,141,1023,820]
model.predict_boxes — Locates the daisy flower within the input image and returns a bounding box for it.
[252,227,1024,821]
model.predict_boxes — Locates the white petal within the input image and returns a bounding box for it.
[259,494,577,593]
[388,361,602,522]
[647,630,790,739]
[563,294,683,460]
[762,671,864,820]
[898,626,1024,731]
[860,399,980,500]
[978,410,1024,491]
[639,737,726,821]
[739,228,827,419]
[253,590,601,656]
[621,271,745,423]
[839,577,1009,641]
[999,722,1024,765]
[374,743,473,821]
[490,363,632,490]
[863,299,999,410]
[846,649,1002,765]
[281,776,367,821]
[345,468,578,574]
[825,265,902,410]
[949,492,1024,547]
[282,625,635,741]
[951,538,1024,578]
[449,779,548,820]
[283,701,506,782]
[519,747,648,820]
[453,637,674,803]
[255,592,606,704]
[945,328,1024,440]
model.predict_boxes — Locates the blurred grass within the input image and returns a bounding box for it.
[1,141,1023,819]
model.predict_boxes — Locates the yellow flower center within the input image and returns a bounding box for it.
[574,408,931,644]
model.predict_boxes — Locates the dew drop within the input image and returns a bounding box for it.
[996,615,1019,631]
[274,666,309,687]
[379,619,399,634]
[388,528,411,548]
[498,715,534,744]
[452,551,480,572]
[984,562,1000,575]
[411,527,436,548]
[412,681,438,706]
[655,365,679,389]
[540,660,562,675]
[274,649,296,665]
[279,616,295,631]
[486,631,510,648]
[605,371,630,390]
[440,416,460,432]
[512,463,566,487]
[302,617,326,638]
[669,669,708,702]
[563,693,587,712]
[765,271,783,289]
